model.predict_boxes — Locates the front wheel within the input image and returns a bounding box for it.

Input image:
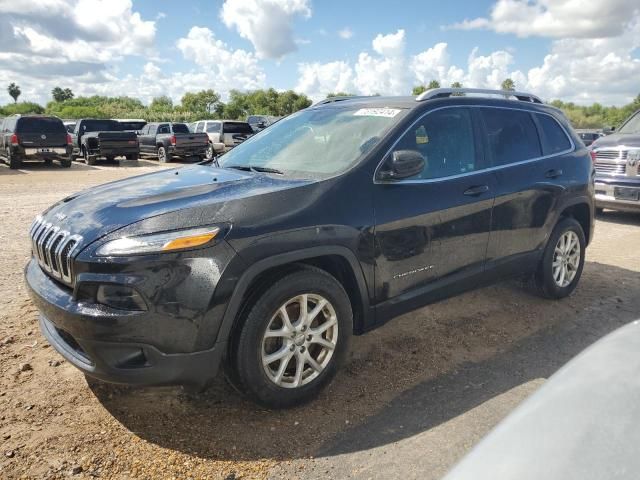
[8,150,21,169]
[534,217,586,299]
[230,267,352,409]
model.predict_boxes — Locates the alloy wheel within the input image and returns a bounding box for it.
[552,230,581,288]
[261,294,338,389]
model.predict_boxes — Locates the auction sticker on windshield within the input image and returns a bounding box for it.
[353,108,401,118]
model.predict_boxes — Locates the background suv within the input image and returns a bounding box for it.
[0,115,72,169]
[192,119,254,157]
[26,88,594,408]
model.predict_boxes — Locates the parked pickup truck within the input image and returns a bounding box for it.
[138,122,209,162]
[71,119,139,165]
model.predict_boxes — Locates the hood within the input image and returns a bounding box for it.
[591,133,640,150]
[40,165,312,243]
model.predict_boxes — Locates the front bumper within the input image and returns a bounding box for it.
[25,257,226,387]
[595,181,640,212]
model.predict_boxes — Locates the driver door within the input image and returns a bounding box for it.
[373,107,496,316]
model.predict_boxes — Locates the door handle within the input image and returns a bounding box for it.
[463,185,490,196]
[545,169,563,178]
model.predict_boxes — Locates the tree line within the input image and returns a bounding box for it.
[0,85,313,123]
[3,81,640,129]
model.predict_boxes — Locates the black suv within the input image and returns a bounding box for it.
[0,115,72,169]
[25,89,595,408]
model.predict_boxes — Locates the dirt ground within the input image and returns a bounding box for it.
[1,160,639,479]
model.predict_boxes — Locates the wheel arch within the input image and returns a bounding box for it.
[216,246,372,350]
[557,199,593,246]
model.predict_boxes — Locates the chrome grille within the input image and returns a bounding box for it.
[595,163,626,175]
[595,150,624,160]
[29,216,82,286]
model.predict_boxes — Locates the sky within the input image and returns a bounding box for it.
[0,0,639,106]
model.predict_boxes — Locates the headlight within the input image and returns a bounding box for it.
[96,226,220,257]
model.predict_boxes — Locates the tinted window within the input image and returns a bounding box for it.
[158,124,170,134]
[118,121,146,131]
[206,122,221,133]
[481,108,541,166]
[537,114,571,154]
[171,123,190,134]
[82,120,121,132]
[223,122,253,134]
[392,107,477,179]
[16,117,65,134]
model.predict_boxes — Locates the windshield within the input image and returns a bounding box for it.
[618,111,640,134]
[220,106,405,177]
[172,123,190,134]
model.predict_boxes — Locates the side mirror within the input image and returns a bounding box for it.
[378,150,425,181]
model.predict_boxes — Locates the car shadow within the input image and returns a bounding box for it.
[89,261,640,462]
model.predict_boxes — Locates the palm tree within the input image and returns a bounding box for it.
[7,83,21,103]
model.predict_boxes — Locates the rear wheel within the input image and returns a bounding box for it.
[83,147,96,166]
[534,217,586,299]
[157,147,168,163]
[60,157,72,168]
[44,158,53,165]
[8,150,21,169]
[126,154,139,161]
[206,143,214,159]
[230,267,352,409]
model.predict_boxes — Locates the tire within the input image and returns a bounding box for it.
[126,154,139,161]
[230,266,352,409]
[157,146,168,163]
[83,147,96,166]
[534,217,586,299]
[206,143,214,160]
[8,150,21,170]
[44,158,53,165]
[595,207,604,215]
[106,156,115,162]
[60,157,72,168]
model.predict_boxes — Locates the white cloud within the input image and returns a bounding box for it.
[295,61,354,100]
[220,0,311,59]
[371,29,405,57]
[338,27,353,40]
[448,0,640,39]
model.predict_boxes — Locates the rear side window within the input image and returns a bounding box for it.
[206,122,221,133]
[195,122,204,133]
[158,124,170,134]
[536,114,571,155]
[17,117,65,134]
[223,122,253,134]
[392,107,477,180]
[481,108,541,166]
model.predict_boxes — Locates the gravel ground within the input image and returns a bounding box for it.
[1,160,639,479]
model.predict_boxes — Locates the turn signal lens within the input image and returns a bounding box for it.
[162,232,218,251]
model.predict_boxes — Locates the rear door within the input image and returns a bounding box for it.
[139,124,156,152]
[16,117,67,149]
[481,107,574,272]
[374,106,496,315]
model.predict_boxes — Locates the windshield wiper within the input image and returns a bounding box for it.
[225,165,284,175]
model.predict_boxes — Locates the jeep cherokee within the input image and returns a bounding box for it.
[25,88,595,408]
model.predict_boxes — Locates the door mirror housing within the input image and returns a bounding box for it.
[378,150,425,181]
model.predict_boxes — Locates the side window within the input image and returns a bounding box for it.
[148,124,157,135]
[206,122,221,133]
[536,114,572,155]
[481,108,541,166]
[391,107,477,180]
[158,124,170,134]
[195,122,204,133]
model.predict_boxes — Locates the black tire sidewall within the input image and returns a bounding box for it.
[537,217,586,299]
[234,268,352,408]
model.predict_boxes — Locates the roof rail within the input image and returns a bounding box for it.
[416,87,543,104]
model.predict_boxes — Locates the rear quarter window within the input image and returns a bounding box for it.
[536,114,572,155]
[223,122,253,134]
[480,108,542,166]
[16,117,65,134]
[171,123,190,134]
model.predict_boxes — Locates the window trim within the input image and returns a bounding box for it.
[531,111,572,157]
[374,104,575,185]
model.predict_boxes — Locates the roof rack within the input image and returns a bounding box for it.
[416,87,543,104]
